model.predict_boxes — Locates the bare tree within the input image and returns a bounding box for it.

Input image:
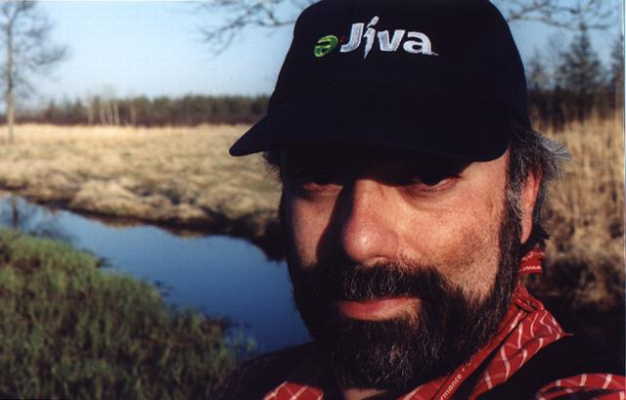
[196,0,618,55]
[0,1,67,143]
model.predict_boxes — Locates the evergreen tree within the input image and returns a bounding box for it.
[527,48,551,91]
[555,23,605,120]
[609,34,624,110]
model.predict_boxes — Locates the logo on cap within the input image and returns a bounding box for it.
[315,16,438,59]
[314,35,339,58]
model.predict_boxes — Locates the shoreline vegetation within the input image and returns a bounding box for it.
[0,116,622,373]
[0,229,238,398]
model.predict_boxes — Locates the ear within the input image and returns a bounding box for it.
[519,171,541,244]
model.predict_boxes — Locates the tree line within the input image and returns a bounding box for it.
[17,95,270,126]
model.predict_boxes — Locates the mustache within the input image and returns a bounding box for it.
[291,260,461,303]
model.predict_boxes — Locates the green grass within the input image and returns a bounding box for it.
[0,229,238,399]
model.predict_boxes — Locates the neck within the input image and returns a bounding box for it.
[343,387,388,400]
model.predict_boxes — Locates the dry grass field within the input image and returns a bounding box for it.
[528,114,624,354]
[0,124,282,254]
[0,119,622,313]
[538,115,623,304]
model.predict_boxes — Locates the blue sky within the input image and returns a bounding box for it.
[31,0,622,106]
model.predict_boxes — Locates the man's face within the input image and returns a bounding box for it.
[279,145,536,391]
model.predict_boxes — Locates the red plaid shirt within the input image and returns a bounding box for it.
[264,249,626,399]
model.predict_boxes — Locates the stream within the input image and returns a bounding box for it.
[0,196,311,353]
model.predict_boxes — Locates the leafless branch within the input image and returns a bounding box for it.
[195,0,618,55]
[195,0,316,54]
[493,0,617,30]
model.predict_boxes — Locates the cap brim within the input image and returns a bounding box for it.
[230,98,511,162]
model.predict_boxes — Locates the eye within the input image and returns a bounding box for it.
[295,169,335,185]
[284,165,345,195]
[387,160,466,193]
[408,176,458,192]
[419,171,458,186]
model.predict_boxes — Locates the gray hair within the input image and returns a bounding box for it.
[507,125,569,253]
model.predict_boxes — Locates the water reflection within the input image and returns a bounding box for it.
[0,196,73,243]
[0,196,310,353]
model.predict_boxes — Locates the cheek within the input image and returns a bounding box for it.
[402,190,505,297]
[448,223,501,297]
[282,193,331,268]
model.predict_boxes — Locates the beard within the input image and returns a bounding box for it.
[285,196,522,392]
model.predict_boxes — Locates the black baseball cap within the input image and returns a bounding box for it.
[229,0,530,161]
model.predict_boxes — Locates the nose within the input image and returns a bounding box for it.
[336,178,400,266]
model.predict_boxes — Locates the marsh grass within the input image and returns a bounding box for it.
[0,229,237,399]
[526,114,624,357]
[538,114,623,304]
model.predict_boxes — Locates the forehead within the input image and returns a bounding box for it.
[280,144,474,172]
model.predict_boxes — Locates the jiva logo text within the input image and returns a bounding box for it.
[314,16,438,59]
